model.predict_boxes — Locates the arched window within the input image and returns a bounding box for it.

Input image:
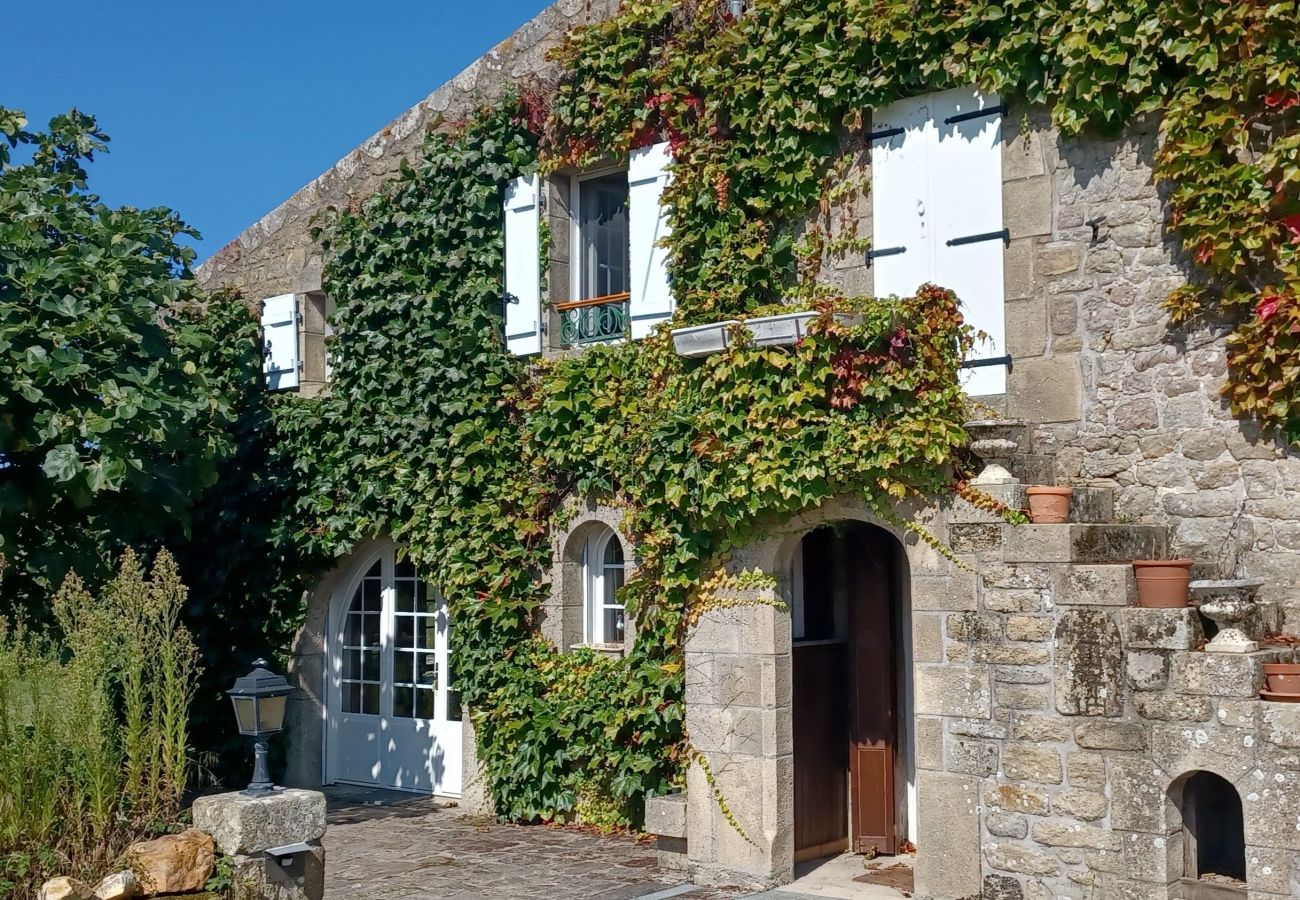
[583,527,626,645]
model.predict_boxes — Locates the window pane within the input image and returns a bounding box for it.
[362,649,380,681]
[344,613,362,647]
[603,538,623,567]
[343,649,361,680]
[364,613,380,646]
[603,564,624,607]
[604,607,625,644]
[395,579,415,613]
[416,687,436,720]
[393,687,414,719]
[344,683,361,714]
[394,651,413,685]
[419,618,437,650]
[579,173,630,299]
[395,615,415,649]
[447,691,462,723]
[395,558,416,579]
[361,683,379,715]
[362,579,381,611]
[418,654,437,687]
[417,580,436,613]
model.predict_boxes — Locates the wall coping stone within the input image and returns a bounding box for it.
[191,789,327,856]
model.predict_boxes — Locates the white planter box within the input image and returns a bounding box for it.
[671,320,741,357]
[672,311,863,358]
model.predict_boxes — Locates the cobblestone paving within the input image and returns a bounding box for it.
[322,787,743,900]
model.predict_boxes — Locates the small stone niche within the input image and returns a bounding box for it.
[1175,771,1247,897]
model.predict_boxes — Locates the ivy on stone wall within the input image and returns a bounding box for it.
[207,0,1300,824]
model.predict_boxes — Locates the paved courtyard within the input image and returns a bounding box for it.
[322,787,910,900]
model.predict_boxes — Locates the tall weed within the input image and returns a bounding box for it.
[0,550,201,899]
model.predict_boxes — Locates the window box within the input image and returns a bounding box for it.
[670,319,742,357]
[671,311,863,358]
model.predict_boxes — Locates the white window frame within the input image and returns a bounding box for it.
[582,527,626,646]
[570,164,631,303]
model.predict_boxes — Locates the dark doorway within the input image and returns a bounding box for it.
[791,523,906,862]
[1179,771,1247,894]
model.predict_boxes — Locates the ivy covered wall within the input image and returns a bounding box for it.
[193,0,1300,820]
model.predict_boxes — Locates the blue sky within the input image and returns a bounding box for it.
[7,0,552,261]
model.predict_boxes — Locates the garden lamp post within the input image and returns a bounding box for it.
[227,658,291,796]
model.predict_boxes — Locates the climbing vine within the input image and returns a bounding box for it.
[207,0,1300,826]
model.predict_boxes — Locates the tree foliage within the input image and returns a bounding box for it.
[0,109,233,601]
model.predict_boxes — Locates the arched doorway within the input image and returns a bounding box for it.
[790,522,910,862]
[1171,771,1247,894]
[325,544,463,795]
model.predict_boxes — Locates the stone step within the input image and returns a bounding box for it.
[952,484,1115,525]
[1001,523,1168,564]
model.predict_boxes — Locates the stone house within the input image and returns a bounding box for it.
[197,2,1300,898]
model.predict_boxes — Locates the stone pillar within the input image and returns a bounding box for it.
[192,789,327,900]
[682,601,792,889]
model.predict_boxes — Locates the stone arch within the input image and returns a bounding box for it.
[542,500,637,653]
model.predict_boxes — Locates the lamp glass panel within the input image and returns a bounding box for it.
[257,694,287,733]
[232,695,258,734]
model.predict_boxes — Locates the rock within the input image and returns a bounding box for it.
[126,828,214,895]
[92,871,139,900]
[1002,743,1063,784]
[1052,788,1108,821]
[191,788,327,856]
[39,877,92,900]
[1054,610,1124,716]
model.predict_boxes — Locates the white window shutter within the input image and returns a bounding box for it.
[261,293,300,390]
[628,142,674,339]
[503,174,542,356]
[932,88,1006,396]
[870,96,935,302]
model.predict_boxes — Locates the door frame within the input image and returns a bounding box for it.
[322,542,462,795]
[789,522,914,860]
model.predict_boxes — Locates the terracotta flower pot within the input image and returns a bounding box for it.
[1132,559,1193,608]
[1025,486,1073,524]
[1263,663,1300,695]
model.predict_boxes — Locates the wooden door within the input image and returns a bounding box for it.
[792,529,849,862]
[848,530,897,855]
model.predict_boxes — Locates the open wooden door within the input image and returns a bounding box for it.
[848,530,898,855]
[792,529,849,863]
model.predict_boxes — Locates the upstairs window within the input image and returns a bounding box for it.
[576,170,631,301]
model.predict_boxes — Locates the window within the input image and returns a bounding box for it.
[339,555,459,723]
[576,170,631,300]
[583,527,626,645]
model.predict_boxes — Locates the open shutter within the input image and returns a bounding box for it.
[932,88,1006,396]
[628,142,674,339]
[503,174,542,356]
[261,293,300,390]
[870,96,935,302]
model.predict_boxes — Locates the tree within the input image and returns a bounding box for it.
[0,108,233,606]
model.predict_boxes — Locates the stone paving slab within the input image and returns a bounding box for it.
[321,786,745,900]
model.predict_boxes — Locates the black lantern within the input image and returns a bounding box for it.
[227,659,291,795]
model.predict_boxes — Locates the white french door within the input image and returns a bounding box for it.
[327,547,462,795]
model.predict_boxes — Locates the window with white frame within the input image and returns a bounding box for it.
[575,169,631,301]
[502,141,675,355]
[583,527,626,645]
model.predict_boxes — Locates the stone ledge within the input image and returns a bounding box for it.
[192,789,327,856]
[644,792,687,839]
[1001,524,1166,564]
